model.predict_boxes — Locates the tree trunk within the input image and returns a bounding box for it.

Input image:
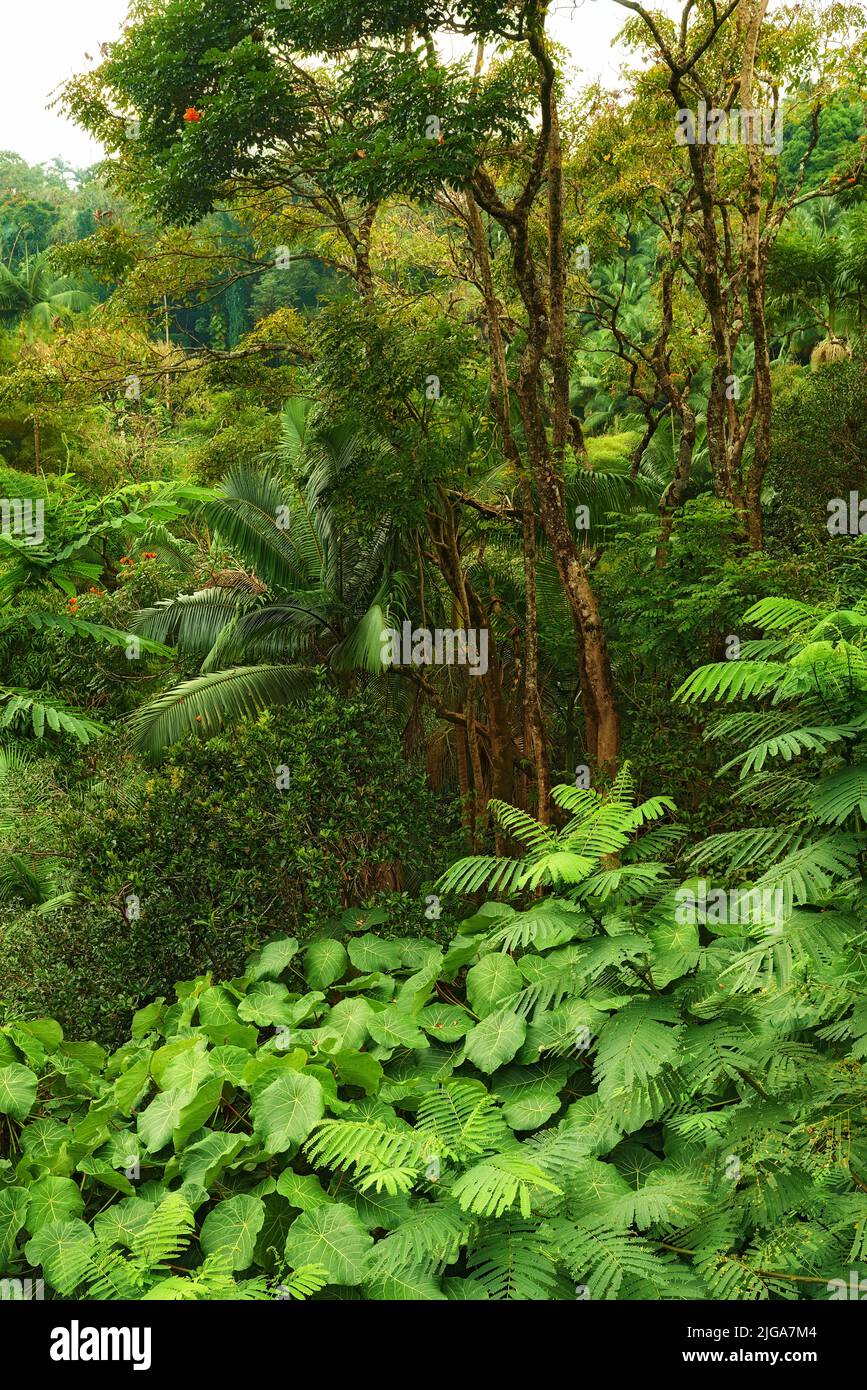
[521,480,551,820]
[739,0,772,550]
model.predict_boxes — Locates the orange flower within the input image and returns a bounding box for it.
[184,107,202,122]
[140,551,158,560]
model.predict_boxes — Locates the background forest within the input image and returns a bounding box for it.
[1,0,867,1303]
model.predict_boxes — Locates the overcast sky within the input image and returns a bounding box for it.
[3,0,770,171]
[0,0,653,170]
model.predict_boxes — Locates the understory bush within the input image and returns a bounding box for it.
[0,687,461,1044]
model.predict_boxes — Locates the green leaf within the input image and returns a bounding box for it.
[284,1204,373,1287]
[275,1170,332,1212]
[246,936,300,982]
[330,1049,383,1095]
[499,1082,563,1132]
[180,1132,249,1189]
[15,1019,63,1052]
[24,1218,94,1294]
[0,1063,38,1121]
[304,939,349,989]
[347,936,403,973]
[174,1077,224,1148]
[593,1001,681,1098]
[237,981,298,1026]
[463,1010,526,1074]
[159,1045,214,1093]
[25,1176,84,1235]
[466,954,522,1018]
[114,1058,151,1114]
[0,1186,29,1262]
[252,1070,325,1152]
[137,1087,194,1153]
[131,1000,165,1040]
[200,1194,266,1271]
[316,998,373,1050]
[365,1266,447,1300]
[648,915,700,988]
[367,1008,428,1051]
[452,1154,561,1218]
[419,1005,474,1042]
[127,665,313,755]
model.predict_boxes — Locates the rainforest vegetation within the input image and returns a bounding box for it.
[1,0,867,1303]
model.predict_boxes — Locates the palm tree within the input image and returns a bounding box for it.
[127,401,405,754]
[0,250,93,335]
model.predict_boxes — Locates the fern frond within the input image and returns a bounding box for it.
[675,661,783,705]
[451,1153,562,1218]
[467,1217,562,1300]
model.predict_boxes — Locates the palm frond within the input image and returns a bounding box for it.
[126,665,313,754]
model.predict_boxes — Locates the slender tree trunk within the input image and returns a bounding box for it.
[454,723,476,845]
[657,401,697,567]
[521,480,551,820]
[739,0,772,550]
[463,190,551,811]
[482,16,621,773]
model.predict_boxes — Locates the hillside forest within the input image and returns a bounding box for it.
[1,0,867,1307]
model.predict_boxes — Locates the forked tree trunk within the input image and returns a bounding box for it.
[472,17,621,775]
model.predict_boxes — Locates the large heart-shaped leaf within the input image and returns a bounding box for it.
[367,1009,428,1051]
[347,935,402,974]
[304,939,349,989]
[137,1087,194,1152]
[466,954,522,1018]
[0,1063,38,1121]
[25,1176,85,1235]
[247,936,299,982]
[24,1218,94,1294]
[200,1194,266,1271]
[463,1009,526,1074]
[252,1070,324,1152]
[284,1204,372,1287]
[0,1186,29,1263]
[238,981,298,1027]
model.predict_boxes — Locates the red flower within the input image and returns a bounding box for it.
[184,107,202,123]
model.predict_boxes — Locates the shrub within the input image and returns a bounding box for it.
[0,687,461,1043]
[766,360,867,546]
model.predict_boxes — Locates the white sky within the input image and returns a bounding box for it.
[3,0,829,170]
[1,0,131,169]
[1,0,646,170]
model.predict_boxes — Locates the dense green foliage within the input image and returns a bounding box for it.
[2,0,867,1302]
[2,689,866,1299]
[0,690,459,1043]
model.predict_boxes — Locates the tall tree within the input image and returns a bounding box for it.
[63,0,627,784]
